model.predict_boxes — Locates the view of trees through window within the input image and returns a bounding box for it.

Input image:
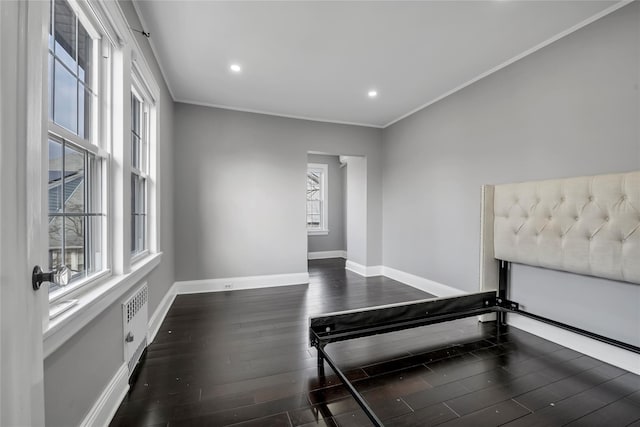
[307,169,322,228]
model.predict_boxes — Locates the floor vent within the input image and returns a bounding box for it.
[123,284,148,377]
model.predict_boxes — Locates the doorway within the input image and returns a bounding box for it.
[306,152,367,268]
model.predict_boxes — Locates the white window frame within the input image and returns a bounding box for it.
[47,0,111,304]
[130,87,148,259]
[307,163,329,236]
[130,64,158,264]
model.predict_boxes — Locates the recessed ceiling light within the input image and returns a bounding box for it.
[230,64,242,73]
[368,90,378,98]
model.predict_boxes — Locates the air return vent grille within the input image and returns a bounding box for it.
[126,285,148,323]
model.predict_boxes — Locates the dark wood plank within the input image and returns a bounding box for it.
[224,412,292,427]
[437,399,531,426]
[563,398,640,426]
[505,372,640,427]
[385,402,458,426]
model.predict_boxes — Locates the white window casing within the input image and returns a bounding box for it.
[307,163,329,235]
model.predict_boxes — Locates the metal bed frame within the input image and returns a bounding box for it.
[309,261,640,426]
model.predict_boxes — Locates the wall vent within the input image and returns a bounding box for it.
[123,284,149,377]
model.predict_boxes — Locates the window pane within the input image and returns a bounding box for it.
[48,139,105,293]
[131,95,140,134]
[53,0,76,71]
[48,139,63,213]
[131,218,136,253]
[78,83,93,140]
[48,216,63,271]
[132,135,140,171]
[307,201,320,216]
[48,215,64,293]
[131,174,146,254]
[131,175,137,252]
[54,59,78,133]
[65,215,85,278]
[307,171,321,200]
[131,174,137,212]
[138,177,146,213]
[87,214,102,273]
[87,152,101,214]
[77,24,93,88]
[136,214,145,251]
[48,54,54,121]
[307,200,321,227]
[140,111,148,174]
[131,94,141,170]
[306,167,325,229]
[64,144,85,213]
[134,176,140,213]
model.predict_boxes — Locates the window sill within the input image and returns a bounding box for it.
[48,270,112,305]
[308,229,329,236]
[131,249,150,265]
[43,252,162,358]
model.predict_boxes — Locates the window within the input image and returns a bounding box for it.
[47,0,107,295]
[307,163,329,234]
[131,90,148,256]
[36,0,163,337]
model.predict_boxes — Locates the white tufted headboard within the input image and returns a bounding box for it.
[489,171,640,285]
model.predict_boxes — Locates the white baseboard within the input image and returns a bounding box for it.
[174,272,310,294]
[345,260,383,277]
[368,265,383,276]
[148,283,177,344]
[80,363,129,427]
[308,250,347,260]
[344,263,463,297]
[508,315,640,375]
[381,266,465,297]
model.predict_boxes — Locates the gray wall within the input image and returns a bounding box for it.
[344,156,368,266]
[382,3,639,344]
[43,1,176,425]
[307,154,345,254]
[174,104,382,281]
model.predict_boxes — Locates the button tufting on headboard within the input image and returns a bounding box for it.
[493,171,640,285]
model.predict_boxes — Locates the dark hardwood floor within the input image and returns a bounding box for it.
[110,259,640,427]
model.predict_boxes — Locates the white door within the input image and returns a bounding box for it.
[0,1,49,425]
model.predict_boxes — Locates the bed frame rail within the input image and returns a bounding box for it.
[310,291,498,348]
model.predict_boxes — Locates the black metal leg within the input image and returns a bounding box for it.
[498,260,509,326]
[317,344,326,376]
[317,344,384,426]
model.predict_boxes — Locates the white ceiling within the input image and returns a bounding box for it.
[133,0,623,128]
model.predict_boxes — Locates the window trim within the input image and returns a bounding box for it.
[307,163,329,235]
